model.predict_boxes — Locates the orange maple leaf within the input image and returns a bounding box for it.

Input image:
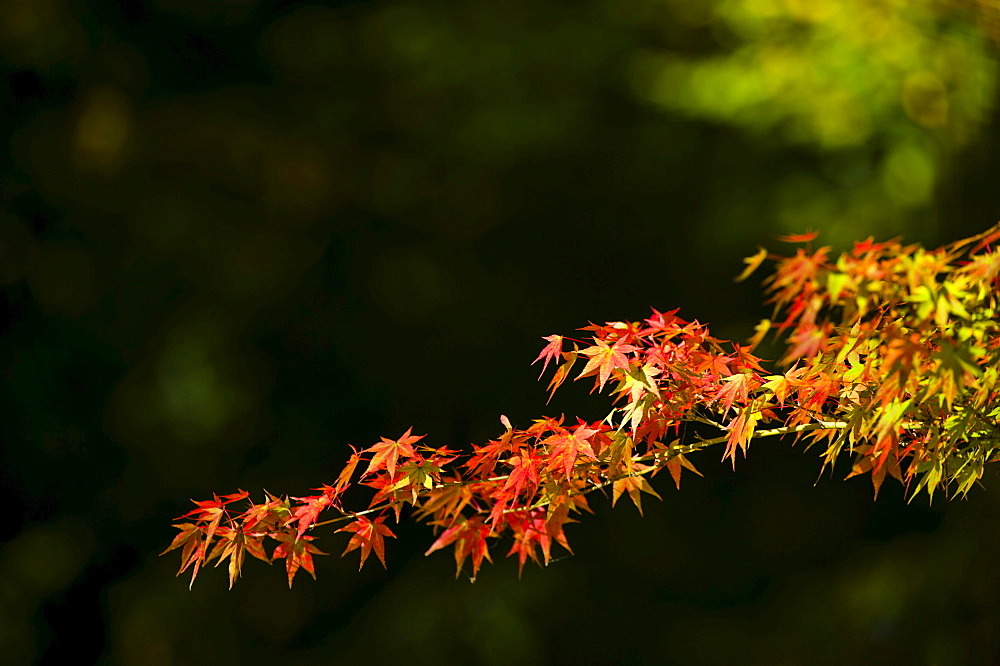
[337,515,396,570]
[532,335,564,378]
[271,532,326,587]
[425,517,493,581]
[363,428,426,479]
[576,339,637,391]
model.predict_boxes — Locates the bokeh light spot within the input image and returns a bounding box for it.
[73,88,132,173]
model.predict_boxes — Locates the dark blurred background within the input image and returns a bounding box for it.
[2,0,1000,663]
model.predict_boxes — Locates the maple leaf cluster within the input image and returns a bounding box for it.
[165,225,1000,586]
[745,226,1000,499]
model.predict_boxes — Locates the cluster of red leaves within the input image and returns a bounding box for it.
[166,225,1000,587]
[165,309,768,586]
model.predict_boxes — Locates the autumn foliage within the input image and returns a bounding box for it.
[165,226,1000,587]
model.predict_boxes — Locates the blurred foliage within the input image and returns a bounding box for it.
[627,0,999,245]
[0,0,998,663]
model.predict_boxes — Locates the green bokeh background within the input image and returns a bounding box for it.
[2,0,1000,663]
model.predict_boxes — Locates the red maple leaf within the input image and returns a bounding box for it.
[641,308,681,335]
[545,349,578,402]
[465,427,520,478]
[207,525,271,589]
[714,373,750,416]
[532,335,563,378]
[417,478,476,526]
[161,522,204,584]
[172,490,249,588]
[505,509,552,575]
[337,515,396,570]
[777,230,819,243]
[425,517,493,581]
[363,428,426,479]
[336,445,363,490]
[501,449,542,500]
[238,494,289,532]
[852,237,885,255]
[487,447,543,526]
[723,405,761,466]
[291,485,340,539]
[271,532,326,587]
[544,423,598,480]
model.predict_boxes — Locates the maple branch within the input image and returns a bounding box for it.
[168,224,1000,587]
[640,420,849,464]
[311,420,851,527]
[310,505,389,529]
[502,419,850,515]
